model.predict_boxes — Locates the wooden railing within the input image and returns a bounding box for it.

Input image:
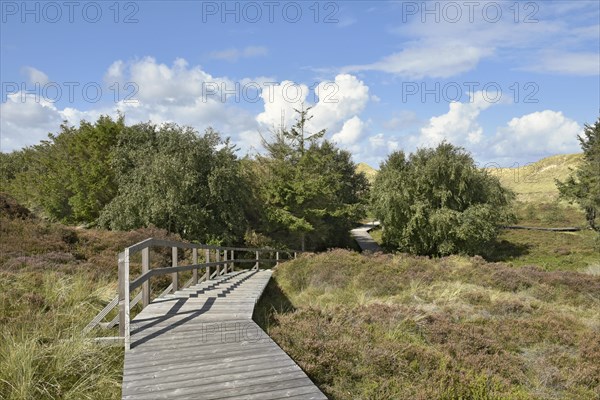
[84,237,304,349]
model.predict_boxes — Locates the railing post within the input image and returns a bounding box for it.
[276,251,279,267]
[255,250,259,270]
[141,247,150,308]
[118,250,130,350]
[223,250,228,274]
[205,248,211,280]
[215,249,220,276]
[192,248,198,285]
[230,250,234,272]
[294,252,297,259]
[172,247,178,293]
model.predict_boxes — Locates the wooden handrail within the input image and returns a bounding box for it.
[86,237,305,349]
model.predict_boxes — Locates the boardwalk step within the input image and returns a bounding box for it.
[122,269,326,399]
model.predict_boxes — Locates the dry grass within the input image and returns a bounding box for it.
[488,153,583,203]
[0,209,179,400]
[256,250,600,400]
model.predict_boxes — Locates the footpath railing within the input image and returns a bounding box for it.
[84,237,305,349]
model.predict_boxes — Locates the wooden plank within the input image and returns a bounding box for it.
[171,247,178,293]
[121,269,325,400]
[192,248,198,285]
[141,247,150,308]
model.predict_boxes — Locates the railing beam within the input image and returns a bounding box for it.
[118,250,131,350]
[172,247,178,293]
[192,248,198,285]
[205,249,211,280]
[141,247,150,307]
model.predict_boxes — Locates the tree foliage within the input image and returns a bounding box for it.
[2,115,123,223]
[556,118,600,231]
[371,142,515,256]
[256,108,369,250]
[98,124,250,243]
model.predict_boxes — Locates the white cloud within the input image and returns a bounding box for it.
[491,110,581,159]
[2,57,265,153]
[368,133,386,148]
[525,51,600,76]
[332,116,364,145]
[342,2,598,78]
[0,93,104,152]
[21,66,49,84]
[256,74,370,140]
[414,91,496,148]
[344,41,492,79]
[209,46,268,62]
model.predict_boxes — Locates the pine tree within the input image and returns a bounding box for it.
[556,118,600,231]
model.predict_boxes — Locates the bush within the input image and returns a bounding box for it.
[371,142,515,256]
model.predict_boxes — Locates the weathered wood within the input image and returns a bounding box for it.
[118,250,131,350]
[121,269,326,399]
[107,291,143,328]
[255,250,259,269]
[223,249,228,274]
[230,250,234,272]
[192,248,198,285]
[215,250,221,276]
[141,247,150,308]
[503,225,582,232]
[171,247,178,293]
[205,248,210,281]
[276,251,279,267]
[83,294,118,333]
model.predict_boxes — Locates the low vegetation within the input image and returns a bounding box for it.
[0,196,180,399]
[256,250,600,399]
[371,142,515,256]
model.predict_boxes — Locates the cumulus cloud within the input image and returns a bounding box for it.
[491,110,581,159]
[256,74,370,145]
[0,93,101,152]
[412,91,496,148]
[332,116,364,145]
[2,57,265,153]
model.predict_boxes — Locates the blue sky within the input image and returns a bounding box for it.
[1,0,599,167]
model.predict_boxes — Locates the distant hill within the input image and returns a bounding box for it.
[488,153,583,202]
[356,162,378,184]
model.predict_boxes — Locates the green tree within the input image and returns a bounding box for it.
[556,118,600,231]
[257,109,368,250]
[3,115,124,222]
[371,142,515,256]
[98,123,250,243]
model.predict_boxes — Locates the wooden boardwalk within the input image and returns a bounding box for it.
[121,269,327,399]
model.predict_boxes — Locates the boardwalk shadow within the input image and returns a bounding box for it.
[253,278,295,330]
[129,271,259,348]
[130,297,216,348]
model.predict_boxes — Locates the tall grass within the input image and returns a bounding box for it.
[0,213,177,399]
[256,250,600,399]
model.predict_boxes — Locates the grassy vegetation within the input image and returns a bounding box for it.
[356,162,378,184]
[0,196,179,400]
[370,198,598,272]
[256,250,600,399]
[257,153,599,399]
[489,154,582,203]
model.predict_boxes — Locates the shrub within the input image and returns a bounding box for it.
[371,142,515,256]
